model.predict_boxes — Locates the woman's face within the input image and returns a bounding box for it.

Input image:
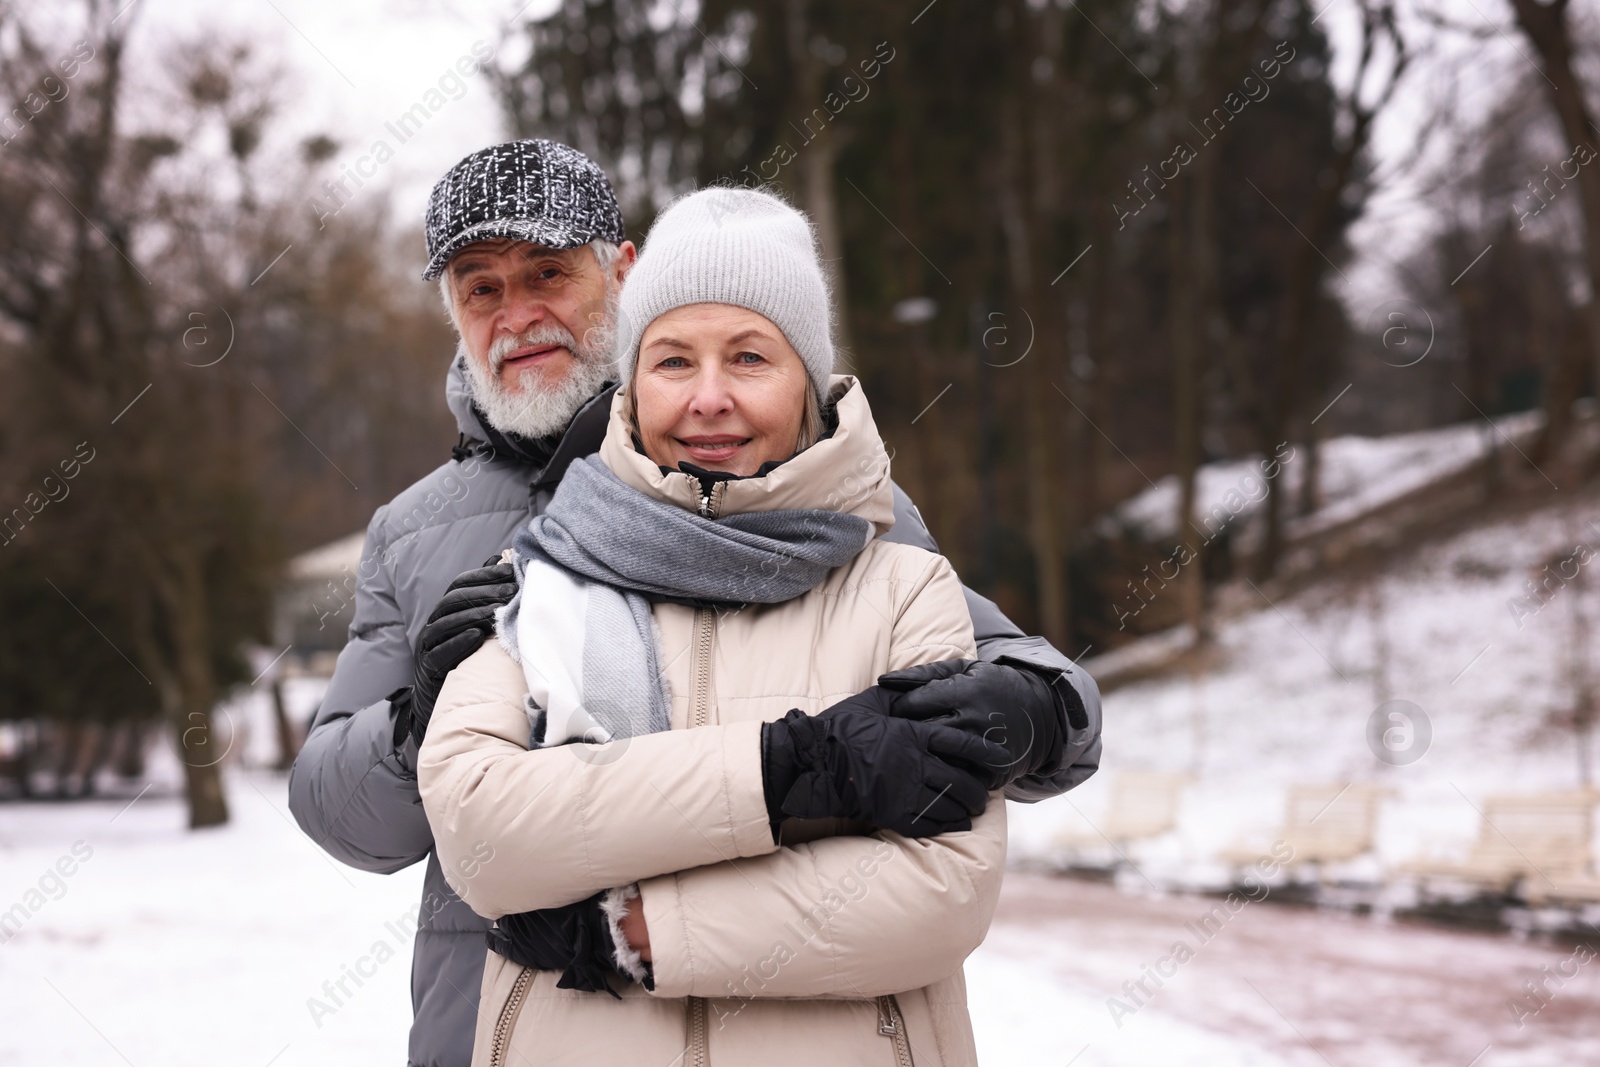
[633,304,809,477]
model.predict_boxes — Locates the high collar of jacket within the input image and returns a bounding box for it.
[597,375,897,538]
[444,349,616,489]
[445,350,493,442]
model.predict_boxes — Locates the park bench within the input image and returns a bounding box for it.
[1219,782,1393,873]
[1053,770,1191,856]
[1402,790,1598,902]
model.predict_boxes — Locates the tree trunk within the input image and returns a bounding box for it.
[783,0,851,355]
[1256,1,1405,578]
[1564,513,1595,787]
[1170,180,1209,645]
[178,704,230,828]
[141,551,232,829]
[1182,0,1273,608]
[173,563,229,828]
[1025,357,1070,646]
[113,720,146,778]
[1510,0,1600,464]
[1084,208,1115,523]
[272,679,299,771]
[996,84,1068,647]
[1297,417,1321,518]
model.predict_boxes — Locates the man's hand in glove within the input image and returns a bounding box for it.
[486,893,629,997]
[390,558,517,752]
[760,687,1008,840]
[876,659,1066,791]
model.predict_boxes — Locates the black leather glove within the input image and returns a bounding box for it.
[759,687,1007,839]
[877,659,1066,791]
[486,893,624,998]
[394,559,518,751]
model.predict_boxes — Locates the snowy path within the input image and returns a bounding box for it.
[975,874,1600,1067]
[1,774,1594,1066]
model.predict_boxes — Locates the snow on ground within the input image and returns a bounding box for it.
[1019,481,1600,896]
[0,775,422,1067]
[2,778,1594,1067]
[1111,413,1542,547]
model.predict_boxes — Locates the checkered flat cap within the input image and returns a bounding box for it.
[422,140,626,280]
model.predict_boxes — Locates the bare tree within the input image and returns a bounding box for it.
[0,6,452,824]
[1509,0,1600,469]
[1252,1,1408,579]
[1171,0,1274,644]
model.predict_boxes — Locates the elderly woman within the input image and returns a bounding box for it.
[418,188,1008,1067]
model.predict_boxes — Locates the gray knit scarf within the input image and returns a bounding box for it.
[496,454,873,747]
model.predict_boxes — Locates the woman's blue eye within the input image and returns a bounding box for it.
[736,351,763,363]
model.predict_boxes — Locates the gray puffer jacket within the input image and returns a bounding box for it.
[287,355,1102,1067]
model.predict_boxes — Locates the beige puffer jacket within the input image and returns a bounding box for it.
[418,377,1005,1067]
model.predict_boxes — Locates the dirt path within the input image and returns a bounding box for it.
[980,873,1600,1067]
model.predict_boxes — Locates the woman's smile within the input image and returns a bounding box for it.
[677,434,751,463]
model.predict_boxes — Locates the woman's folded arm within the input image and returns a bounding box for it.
[630,548,995,998]
[417,641,778,918]
[636,795,1006,999]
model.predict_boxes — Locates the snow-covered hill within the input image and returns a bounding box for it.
[1016,477,1600,897]
[1110,412,1544,549]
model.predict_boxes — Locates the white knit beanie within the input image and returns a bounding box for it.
[615,187,835,402]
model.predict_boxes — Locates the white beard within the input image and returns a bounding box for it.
[461,294,617,440]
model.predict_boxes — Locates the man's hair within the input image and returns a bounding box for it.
[439,239,621,332]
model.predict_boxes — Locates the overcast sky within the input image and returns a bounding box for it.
[120,0,540,253]
[111,0,1559,312]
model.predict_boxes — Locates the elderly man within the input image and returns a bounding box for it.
[289,139,1101,1067]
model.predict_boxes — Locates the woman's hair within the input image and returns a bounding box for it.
[624,372,825,459]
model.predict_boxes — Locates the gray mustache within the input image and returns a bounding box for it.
[489,327,578,370]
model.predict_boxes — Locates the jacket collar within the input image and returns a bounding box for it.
[445,348,493,441]
[597,375,897,538]
[532,384,616,491]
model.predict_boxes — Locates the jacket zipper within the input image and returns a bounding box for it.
[488,966,534,1067]
[690,603,715,729]
[682,604,716,1062]
[689,482,721,732]
[684,480,721,1065]
[877,995,915,1067]
[685,994,709,1067]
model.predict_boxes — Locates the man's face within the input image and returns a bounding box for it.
[446,238,635,437]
